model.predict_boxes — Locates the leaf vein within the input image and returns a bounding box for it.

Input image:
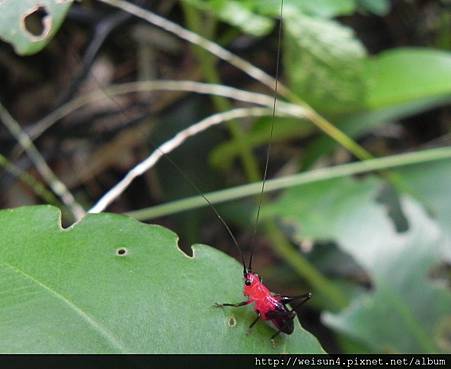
[1,262,127,352]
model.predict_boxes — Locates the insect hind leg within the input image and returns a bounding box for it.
[266,310,297,340]
[267,293,312,342]
[280,292,312,307]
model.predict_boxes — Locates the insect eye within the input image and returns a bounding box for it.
[245,279,252,286]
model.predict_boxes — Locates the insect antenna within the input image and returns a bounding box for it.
[72,18,248,274]
[248,0,284,273]
[156,152,248,274]
[82,80,249,273]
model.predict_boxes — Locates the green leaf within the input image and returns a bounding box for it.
[182,0,273,36]
[302,48,451,167]
[209,116,313,170]
[283,0,356,18]
[284,14,367,115]
[0,206,323,353]
[395,159,451,262]
[185,0,356,29]
[265,177,384,248]
[357,0,390,16]
[264,176,450,352]
[247,0,357,18]
[0,0,72,55]
[323,198,450,353]
[302,94,451,168]
[366,48,451,109]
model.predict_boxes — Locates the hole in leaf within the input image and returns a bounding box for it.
[116,247,128,256]
[227,316,237,328]
[23,6,51,39]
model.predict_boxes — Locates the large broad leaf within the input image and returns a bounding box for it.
[284,14,367,115]
[249,0,357,18]
[302,48,451,167]
[366,48,451,109]
[264,176,451,352]
[0,206,323,353]
[0,0,72,55]
[396,159,451,262]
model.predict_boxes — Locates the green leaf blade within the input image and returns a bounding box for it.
[366,48,451,109]
[182,0,273,36]
[284,14,367,115]
[0,206,323,353]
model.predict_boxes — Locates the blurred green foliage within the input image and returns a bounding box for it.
[264,168,451,353]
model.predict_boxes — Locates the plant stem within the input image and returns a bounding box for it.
[0,153,60,206]
[264,221,347,309]
[98,0,372,167]
[126,146,451,220]
[0,102,85,221]
[181,3,338,299]
[181,2,260,181]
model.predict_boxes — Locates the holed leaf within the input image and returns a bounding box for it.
[0,205,323,353]
[0,0,72,55]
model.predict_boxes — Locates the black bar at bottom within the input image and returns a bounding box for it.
[0,354,449,369]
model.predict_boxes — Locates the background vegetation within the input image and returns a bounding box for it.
[0,0,450,353]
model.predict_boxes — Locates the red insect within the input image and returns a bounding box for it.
[213,0,311,341]
[214,253,311,340]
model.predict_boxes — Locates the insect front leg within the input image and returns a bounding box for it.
[213,300,249,308]
[249,313,260,329]
[246,312,261,335]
